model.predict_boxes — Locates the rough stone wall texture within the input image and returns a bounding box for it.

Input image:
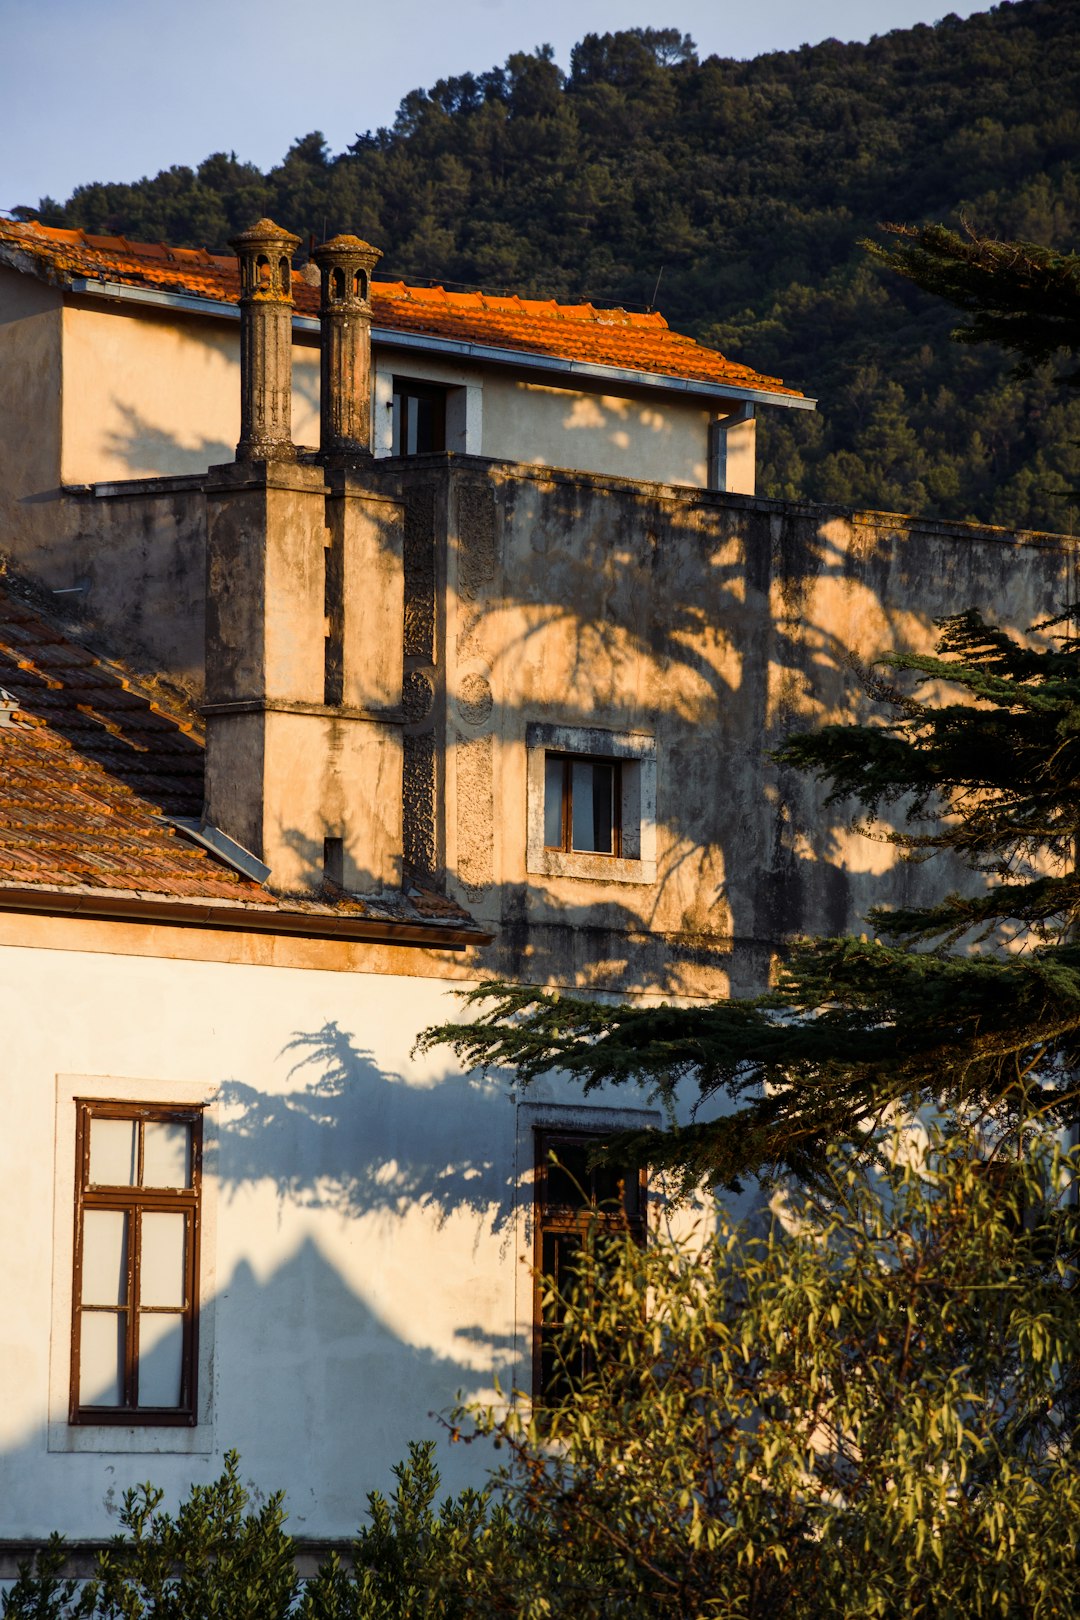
[4,418,1077,1000]
[431,461,1079,1000]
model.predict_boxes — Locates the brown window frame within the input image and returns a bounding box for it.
[532,1129,646,1403]
[70,1101,203,1427]
[543,753,623,857]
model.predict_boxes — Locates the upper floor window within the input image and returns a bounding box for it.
[526,723,657,884]
[71,1102,202,1426]
[544,754,622,856]
[393,379,446,456]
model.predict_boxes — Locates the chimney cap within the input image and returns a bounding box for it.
[313,234,382,267]
[228,218,302,254]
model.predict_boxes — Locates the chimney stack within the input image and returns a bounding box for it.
[202,226,405,900]
[229,219,302,462]
[312,234,382,462]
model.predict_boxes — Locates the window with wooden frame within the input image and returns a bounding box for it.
[533,1130,646,1403]
[71,1102,202,1426]
[526,724,657,883]
[543,754,623,856]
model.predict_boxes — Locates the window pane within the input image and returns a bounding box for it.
[572,761,614,853]
[138,1312,185,1407]
[79,1312,125,1406]
[592,1158,626,1209]
[542,1229,583,1298]
[143,1121,192,1188]
[81,1210,128,1306]
[140,1212,187,1308]
[544,756,565,847]
[546,1143,591,1208]
[89,1117,137,1185]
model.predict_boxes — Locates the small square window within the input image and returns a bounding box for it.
[526,724,656,884]
[543,754,622,856]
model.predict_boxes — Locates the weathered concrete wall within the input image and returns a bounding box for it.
[6,419,1078,996]
[63,481,208,684]
[479,374,711,486]
[401,459,1080,1000]
[204,461,404,894]
[0,269,62,513]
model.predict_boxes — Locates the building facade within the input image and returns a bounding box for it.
[0,215,1075,1554]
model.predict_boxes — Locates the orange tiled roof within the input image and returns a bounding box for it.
[0,218,802,400]
[0,580,480,938]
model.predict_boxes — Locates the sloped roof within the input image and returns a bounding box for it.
[0,579,483,945]
[0,218,804,401]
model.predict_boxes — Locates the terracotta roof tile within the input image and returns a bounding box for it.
[0,582,479,937]
[0,218,802,400]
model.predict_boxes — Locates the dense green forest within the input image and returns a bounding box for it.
[15,0,1080,530]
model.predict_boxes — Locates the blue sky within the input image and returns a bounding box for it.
[3,0,994,213]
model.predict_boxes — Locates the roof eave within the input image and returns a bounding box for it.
[0,882,493,951]
[64,274,816,411]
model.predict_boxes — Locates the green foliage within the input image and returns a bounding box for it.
[866,221,1080,384]
[94,1451,298,1620]
[302,1441,514,1618]
[420,610,1080,1192]
[455,1123,1080,1616]
[1,1445,512,1620]
[1,1453,297,1620]
[2,1536,99,1620]
[11,1138,1080,1617]
[17,1,1080,532]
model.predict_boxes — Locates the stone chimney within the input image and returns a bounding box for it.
[229,219,302,462]
[201,226,405,899]
[312,234,382,462]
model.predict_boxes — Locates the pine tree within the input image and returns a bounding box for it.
[865,222,1080,387]
[420,610,1080,1193]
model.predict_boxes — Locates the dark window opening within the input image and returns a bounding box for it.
[71,1102,202,1427]
[533,1130,645,1403]
[544,754,622,855]
[323,836,344,887]
[392,380,446,456]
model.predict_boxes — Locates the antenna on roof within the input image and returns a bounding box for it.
[648,265,666,312]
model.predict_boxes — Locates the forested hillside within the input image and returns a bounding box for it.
[15,0,1080,530]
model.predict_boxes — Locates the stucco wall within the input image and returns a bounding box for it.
[0,940,671,1540]
[59,299,322,484]
[41,292,715,489]
[473,374,710,486]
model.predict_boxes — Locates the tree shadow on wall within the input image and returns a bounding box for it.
[0,1234,514,1542]
[216,1020,517,1233]
[424,461,1074,997]
[104,402,233,478]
